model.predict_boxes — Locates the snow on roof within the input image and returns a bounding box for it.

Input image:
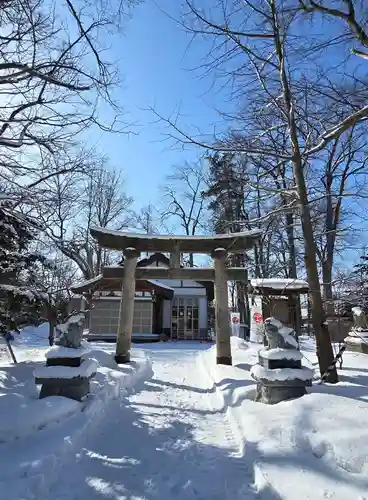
[147,279,175,291]
[91,226,261,240]
[70,274,103,290]
[250,278,309,291]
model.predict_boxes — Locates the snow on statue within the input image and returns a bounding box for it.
[351,306,368,331]
[54,312,86,349]
[263,317,298,350]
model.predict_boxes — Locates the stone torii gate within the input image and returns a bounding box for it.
[90,227,261,366]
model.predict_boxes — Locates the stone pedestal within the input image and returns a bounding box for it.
[34,347,96,402]
[251,347,313,405]
[344,329,368,354]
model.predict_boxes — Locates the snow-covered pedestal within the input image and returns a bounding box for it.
[251,317,313,404]
[344,330,368,354]
[344,307,368,354]
[34,313,97,401]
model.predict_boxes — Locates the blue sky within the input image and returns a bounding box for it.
[93,0,228,211]
[84,0,367,269]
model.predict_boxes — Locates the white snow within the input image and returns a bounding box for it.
[259,347,302,360]
[200,337,368,499]
[345,335,368,345]
[70,274,103,290]
[55,312,86,335]
[147,278,175,291]
[251,277,309,290]
[251,364,313,382]
[46,346,90,359]
[0,331,152,450]
[34,359,98,380]
[264,317,299,348]
[347,328,368,338]
[2,331,368,499]
[91,225,261,240]
[351,306,363,316]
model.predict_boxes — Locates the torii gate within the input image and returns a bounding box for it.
[90,227,261,366]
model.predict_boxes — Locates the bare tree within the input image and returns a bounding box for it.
[299,1,368,59]
[0,0,136,193]
[153,0,368,381]
[160,161,207,266]
[38,157,133,279]
[28,251,78,345]
[131,204,159,234]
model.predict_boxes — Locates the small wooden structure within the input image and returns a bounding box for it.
[250,278,309,339]
[70,275,174,341]
[90,227,261,365]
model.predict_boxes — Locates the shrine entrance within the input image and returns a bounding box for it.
[171,297,200,340]
[90,227,260,365]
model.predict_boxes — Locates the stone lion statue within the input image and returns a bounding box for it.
[351,306,368,331]
[55,312,86,348]
[263,317,298,350]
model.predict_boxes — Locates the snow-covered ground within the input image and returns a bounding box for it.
[0,325,152,499]
[202,337,368,499]
[1,326,368,499]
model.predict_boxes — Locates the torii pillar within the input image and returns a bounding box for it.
[212,248,232,365]
[115,247,140,364]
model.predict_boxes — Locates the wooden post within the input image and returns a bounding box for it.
[212,248,232,365]
[115,248,140,364]
[169,243,181,268]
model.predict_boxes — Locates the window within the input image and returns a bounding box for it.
[171,297,199,339]
[91,299,153,334]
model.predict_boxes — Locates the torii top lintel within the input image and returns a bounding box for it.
[90,227,261,254]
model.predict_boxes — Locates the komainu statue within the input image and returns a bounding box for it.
[263,317,298,350]
[55,312,86,348]
[351,307,368,331]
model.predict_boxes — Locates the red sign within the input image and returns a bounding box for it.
[231,316,240,324]
[253,312,263,324]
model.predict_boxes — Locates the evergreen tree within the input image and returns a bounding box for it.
[203,153,250,328]
[0,197,47,342]
[203,153,248,234]
[351,255,368,311]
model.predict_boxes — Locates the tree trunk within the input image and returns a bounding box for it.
[285,211,303,335]
[189,253,194,267]
[322,260,334,317]
[47,306,56,346]
[270,0,337,382]
[293,170,337,382]
[48,322,55,346]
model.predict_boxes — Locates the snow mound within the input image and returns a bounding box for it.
[199,336,368,499]
[231,336,249,349]
[0,344,153,499]
[0,347,152,445]
[87,348,118,369]
[18,323,50,347]
[0,361,80,443]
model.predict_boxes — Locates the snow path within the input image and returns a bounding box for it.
[51,345,257,500]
